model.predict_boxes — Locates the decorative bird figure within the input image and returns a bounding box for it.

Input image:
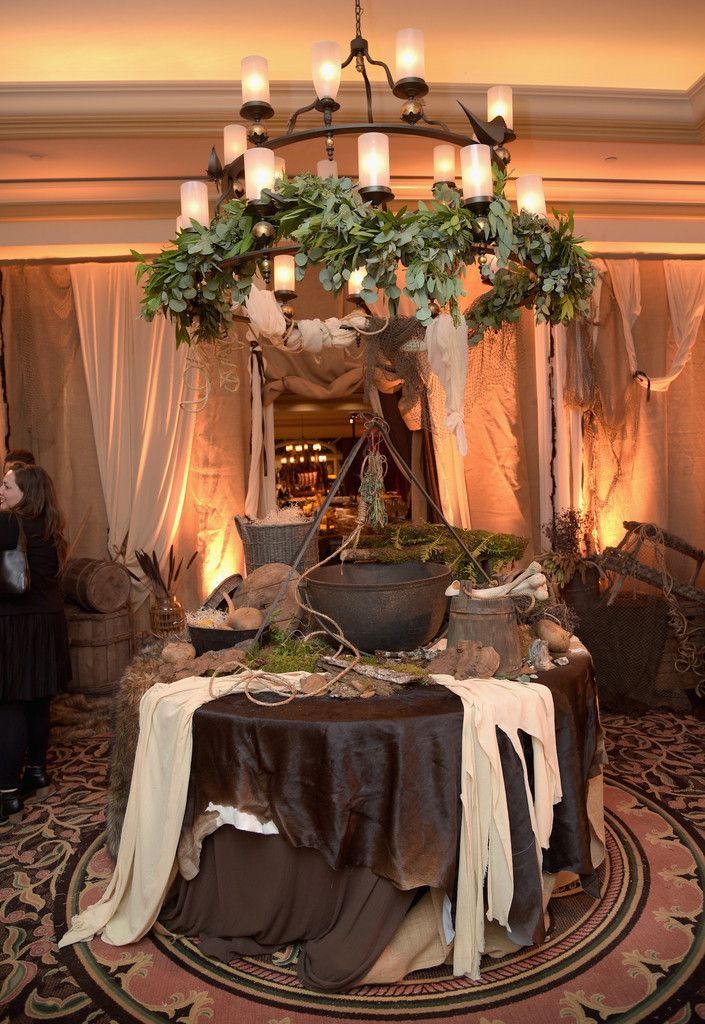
[457,100,515,147]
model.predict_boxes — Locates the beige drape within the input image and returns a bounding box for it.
[69,263,195,571]
[587,260,705,555]
[463,313,541,550]
[177,328,251,605]
[1,264,109,558]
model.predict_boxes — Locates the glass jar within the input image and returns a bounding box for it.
[150,594,185,637]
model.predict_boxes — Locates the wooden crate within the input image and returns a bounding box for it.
[65,605,134,696]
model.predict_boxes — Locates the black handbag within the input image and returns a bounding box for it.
[0,516,31,595]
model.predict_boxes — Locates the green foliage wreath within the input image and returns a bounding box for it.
[134,170,595,347]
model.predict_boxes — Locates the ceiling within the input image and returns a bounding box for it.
[1,1,704,259]
[4,0,705,90]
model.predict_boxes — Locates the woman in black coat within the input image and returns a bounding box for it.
[0,463,71,825]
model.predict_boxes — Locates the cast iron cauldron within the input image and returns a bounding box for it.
[302,562,451,652]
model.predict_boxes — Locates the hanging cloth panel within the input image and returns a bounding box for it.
[69,263,195,565]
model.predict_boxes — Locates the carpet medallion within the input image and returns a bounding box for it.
[1,712,705,1024]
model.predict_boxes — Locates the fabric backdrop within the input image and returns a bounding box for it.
[69,263,195,571]
[1,264,110,558]
[2,256,704,604]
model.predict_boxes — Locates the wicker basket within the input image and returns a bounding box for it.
[235,515,319,574]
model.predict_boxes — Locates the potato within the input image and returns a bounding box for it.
[227,606,264,631]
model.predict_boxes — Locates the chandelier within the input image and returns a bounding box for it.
[174,0,549,297]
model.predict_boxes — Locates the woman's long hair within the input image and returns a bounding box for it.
[8,463,68,567]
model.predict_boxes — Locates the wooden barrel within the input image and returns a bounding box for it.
[65,606,134,695]
[447,590,522,675]
[62,558,131,613]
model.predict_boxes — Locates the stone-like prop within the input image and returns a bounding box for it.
[429,640,501,680]
[536,618,572,653]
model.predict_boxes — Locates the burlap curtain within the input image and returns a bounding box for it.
[0,264,109,558]
[585,260,705,556]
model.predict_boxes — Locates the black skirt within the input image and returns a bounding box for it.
[0,610,72,701]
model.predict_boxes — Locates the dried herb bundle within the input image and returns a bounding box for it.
[133,546,197,597]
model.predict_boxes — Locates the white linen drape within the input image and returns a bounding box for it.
[661,261,705,391]
[605,259,705,394]
[605,259,642,383]
[69,263,194,562]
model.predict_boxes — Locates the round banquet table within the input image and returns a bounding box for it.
[161,649,604,990]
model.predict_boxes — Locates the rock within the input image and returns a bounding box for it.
[536,619,572,653]
[528,638,554,671]
[161,641,196,664]
[300,672,329,695]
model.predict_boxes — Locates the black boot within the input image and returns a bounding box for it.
[0,790,23,825]
[20,766,50,799]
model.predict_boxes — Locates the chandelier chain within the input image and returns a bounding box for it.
[355,0,363,38]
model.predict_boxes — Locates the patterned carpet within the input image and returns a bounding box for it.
[1,707,704,1024]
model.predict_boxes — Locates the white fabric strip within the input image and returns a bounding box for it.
[431,675,561,980]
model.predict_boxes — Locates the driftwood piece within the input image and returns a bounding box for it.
[623,521,705,564]
[600,549,705,606]
[319,655,420,686]
[165,647,246,682]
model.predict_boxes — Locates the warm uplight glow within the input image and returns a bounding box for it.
[516,174,547,216]
[311,40,343,100]
[274,254,296,292]
[241,55,270,105]
[244,147,275,201]
[460,144,492,202]
[180,181,209,227]
[274,156,286,180]
[358,133,390,189]
[348,266,367,296]
[395,28,425,80]
[317,158,338,178]
[433,144,456,183]
[175,214,188,232]
[223,123,247,164]
[487,85,513,129]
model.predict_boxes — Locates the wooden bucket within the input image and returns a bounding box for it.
[62,558,131,613]
[447,589,522,675]
[65,606,134,695]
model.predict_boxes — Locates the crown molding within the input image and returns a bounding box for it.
[1,78,704,143]
[689,73,705,133]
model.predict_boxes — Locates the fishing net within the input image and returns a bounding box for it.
[563,312,641,542]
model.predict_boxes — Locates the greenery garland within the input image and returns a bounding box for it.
[134,169,595,347]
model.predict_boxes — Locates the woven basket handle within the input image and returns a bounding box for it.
[234,515,250,542]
